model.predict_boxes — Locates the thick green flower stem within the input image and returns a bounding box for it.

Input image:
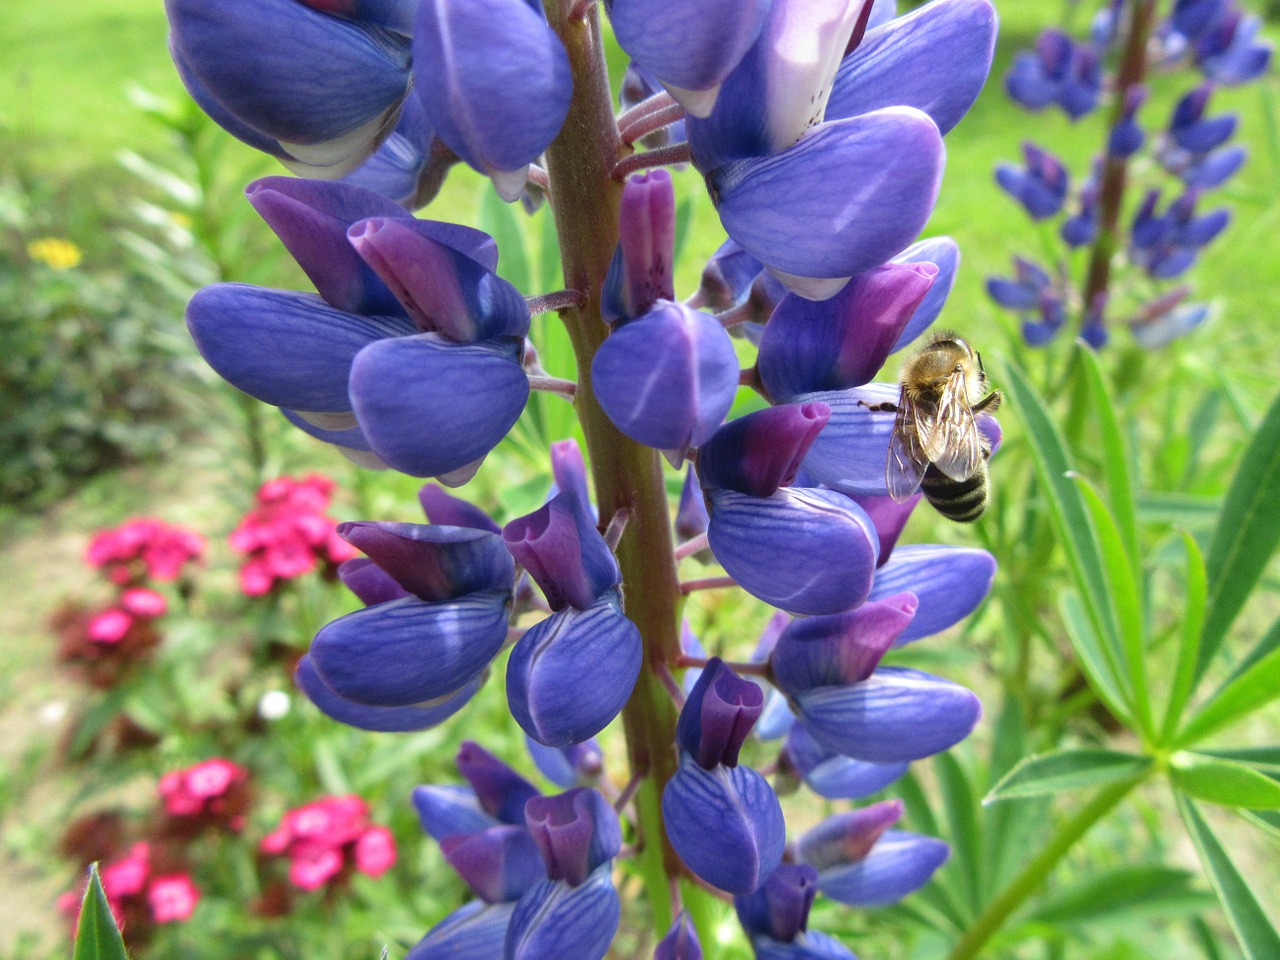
[543,0,686,937]
[946,775,1146,960]
[1080,0,1159,319]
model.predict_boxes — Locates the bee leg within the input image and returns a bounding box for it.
[856,400,898,413]
[973,390,1002,415]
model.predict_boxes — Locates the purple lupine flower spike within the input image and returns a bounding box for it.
[602,171,677,324]
[413,0,572,200]
[1005,28,1073,111]
[1108,86,1147,159]
[757,263,936,401]
[506,595,643,747]
[166,0,411,175]
[503,491,620,612]
[995,142,1069,220]
[663,659,785,893]
[506,789,622,960]
[608,0,770,118]
[591,301,739,459]
[655,911,703,960]
[798,803,950,907]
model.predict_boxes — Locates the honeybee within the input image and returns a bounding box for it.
[883,333,1001,522]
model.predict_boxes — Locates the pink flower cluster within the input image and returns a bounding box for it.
[160,758,250,833]
[86,517,206,586]
[229,474,355,597]
[59,843,200,932]
[260,795,396,891]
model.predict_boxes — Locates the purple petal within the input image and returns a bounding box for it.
[662,755,785,894]
[526,737,605,789]
[796,802,902,869]
[503,491,621,612]
[338,522,514,601]
[707,487,879,616]
[848,493,919,566]
[710,109,944,281]
[411,784,498,841]
[550,440,594,518]
[699,404,832,498]
[591,302,740,456]
[753,930,857,960]
[799,383,900,497]
[759,264,935,400]
[338,556,411,605]
[338,95,454,208]
[603,169,677,323]
[309,591,510,706]
[457,741,542,825]
[677,466,711,541]
[771,594,918,693]
[524,788,621,886]
[349,334,529,478]
[507,598,643,748]
[655,911,703,960]
[814,830,949,906]
[676,658,765,769]
[692,239,766,313]
[506,867,620,960]
[413,0,571,190]
[296,655,480,732]
[167,0,409,148]
[441,826,546,903]
[609,0,769,115]
[890,237,960,352]
[418,484,503,533]
[783,723,907,799]
[406,900,515,960]
[868,545,995,644]
[349,218,529,341]
[795,666,982,763]
[734,863,820,943]
[186,284,415,413]
[827,0,997,135]
[246,176,407,316]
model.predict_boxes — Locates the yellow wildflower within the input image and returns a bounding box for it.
[27,237,83,271]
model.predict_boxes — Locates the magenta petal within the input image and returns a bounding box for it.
[349,334,529,479]
[698,403,831,498]
[710,109,944,281]
[338,522,514,601]
[770,594,918,694]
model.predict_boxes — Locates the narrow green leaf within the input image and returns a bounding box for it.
[1134,491,1220,526]
[982,697,1031,897]
[984,749,1151,803]
[1172,754,1280,808]
[1059,591,1133,727]
[1241,809,1280,840]
[479,187,530,291]
[1178,645,1280,746]
[1070,474,1150,730]
[1162,531,1208,740]
[896,772,969,930]
[73,865,129,960]
[1222,616,1280,691]
[1027,865,1212,925]
[1199,746,1280,772]
[934,753,981,914]
[997,358,1128,703]
[1176,792,1280,959]
[1078,346,1140,581]
[1197,386,1280,682]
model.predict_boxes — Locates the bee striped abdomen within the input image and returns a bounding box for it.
[920,461,989,523]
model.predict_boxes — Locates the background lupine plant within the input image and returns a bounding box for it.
[155,0,1008,956]
[990,0,1271,348]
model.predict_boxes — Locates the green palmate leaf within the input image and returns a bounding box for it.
[1178,645,1280,746]
[1059,591,1134,727]
[1173,754,1280,808]
[1070,474,1150,731]
[997,358,1130,707]
[73,865,129,960]
[1162,532,1208,740]
[1078,346,1140,581]
[1027,864,1213,925]
[1176,793,1280,959]
[1196,385,1280,683]
[984,749,1152,803]
[934,753,981,914]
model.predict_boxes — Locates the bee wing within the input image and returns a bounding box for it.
[925,372,983,481]
[886,397,930,503]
